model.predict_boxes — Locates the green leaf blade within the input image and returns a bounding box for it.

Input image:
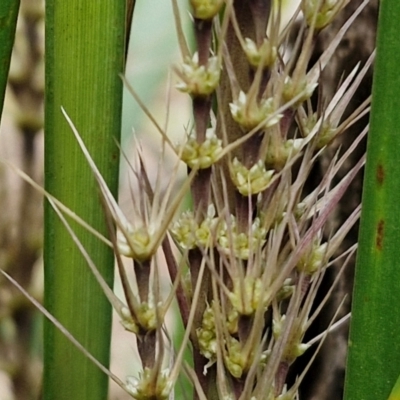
[344,1,400,399]
[0,0,20,117]
[44,2,125,399]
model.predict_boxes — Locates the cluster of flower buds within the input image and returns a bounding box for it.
[297,241,328,275]
[228,276,265,316]
[265,138,304,170]
[230,91,282,131]
[217,216,267,260]
[302,0,348,30]
[117,224,153,261]
[243,38,277,69]
[176,54,220,97]
[197,302,217,361]
[224,336,249,378]
[171,205,218,249]
[178,128,223,169]
[125,367,172,400]
[273,315,310,364]
[282,76,318,107]
[229,158,275,196]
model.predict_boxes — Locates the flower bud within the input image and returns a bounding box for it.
[229,158,274,196]
[125,368,172,400]
[230,91,282,131]
[283,75,318,106]
[190,0,224,20]
[243,38,277,69]
[179,128,223,169]
[302,0,346,30]
[176,53,220,97]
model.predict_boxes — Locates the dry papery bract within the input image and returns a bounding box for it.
[4,0,372,399]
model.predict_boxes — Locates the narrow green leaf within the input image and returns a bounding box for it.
[0,0,20,117]
[344,1,400,399]
[44,2,125,399]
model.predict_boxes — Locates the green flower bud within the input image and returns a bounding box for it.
[274,316,310,364]
[302,0,346,30]
[120,306,139,334]
[190,0,224,20]
[171,205,218,249]
[179,128,223,169]
[297,242,327,275]
[170,211,198,249]
[137,300,158,331]
[118,225,155,262]
[283,75,318,106]
[243,38,277,69]
[230,91,282,131]
[176,53,221,97]
[230,158,274,196]
[197,303,217,360]
[217,215,267,260]
[224,337,245,378]
[316,121,337,148]
[265,138,304,170]
[125,368,172,400]
[228,276,264,316]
